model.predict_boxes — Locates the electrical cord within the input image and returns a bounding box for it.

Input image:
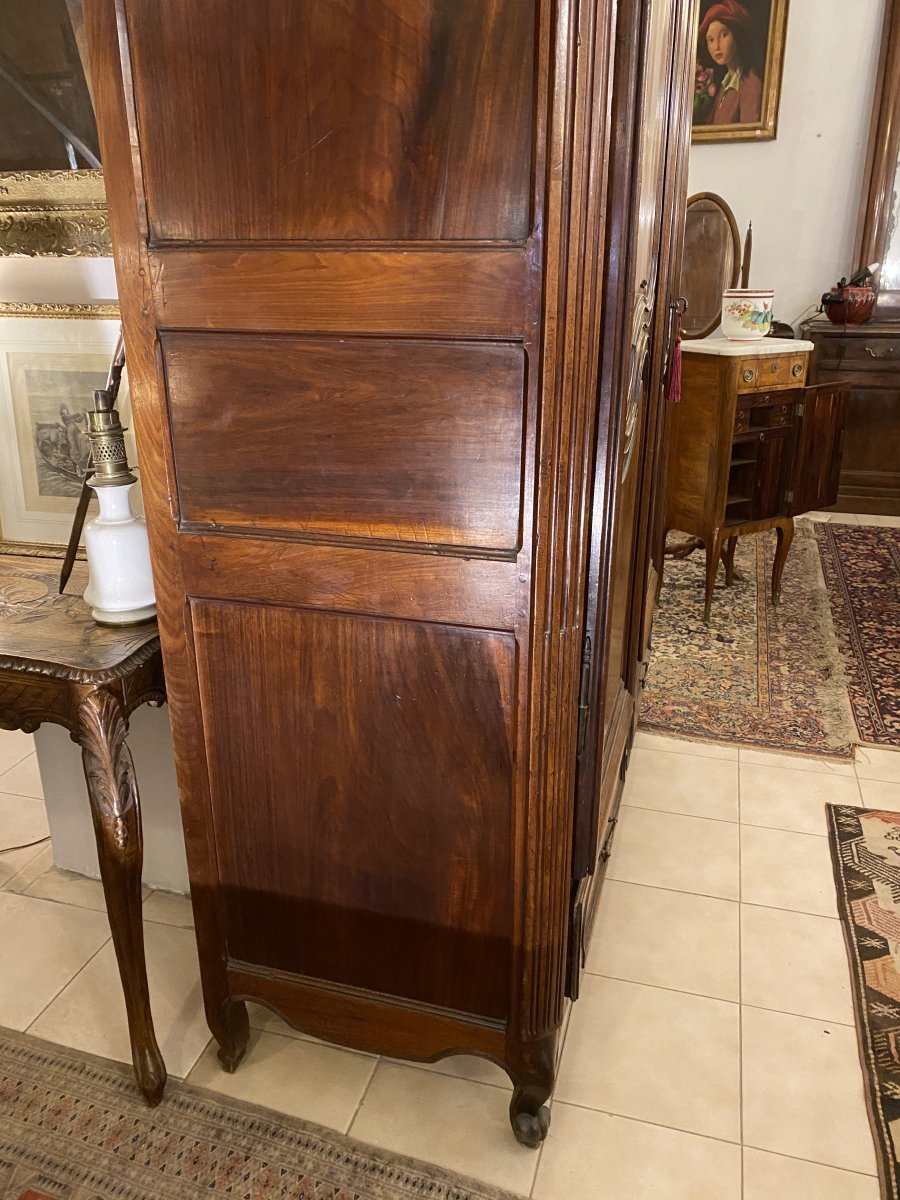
[0,834,50,855]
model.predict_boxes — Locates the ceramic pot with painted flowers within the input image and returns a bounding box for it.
[721,288,774,340]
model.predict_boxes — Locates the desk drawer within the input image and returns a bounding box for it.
[737,354,808,392]
[734,394,796,435]
[816,335,900,371]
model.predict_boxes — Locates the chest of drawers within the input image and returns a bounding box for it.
[801,317,900,515]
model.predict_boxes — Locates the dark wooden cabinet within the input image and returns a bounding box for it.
[801,317,900,515]
[661,342,849,620]
[84,0,694,1144]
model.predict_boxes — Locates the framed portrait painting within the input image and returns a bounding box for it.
[0,305,138,557]
[692,0,789,144]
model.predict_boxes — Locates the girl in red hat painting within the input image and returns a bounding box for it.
[695,0,764,126]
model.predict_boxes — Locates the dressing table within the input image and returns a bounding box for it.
[661,336,848,621]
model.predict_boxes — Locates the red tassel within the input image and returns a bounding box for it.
[666,323,682,404]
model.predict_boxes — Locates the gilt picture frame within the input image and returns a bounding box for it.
[0,305,135,558]
[692,0,789,144]
[0,169,110,258]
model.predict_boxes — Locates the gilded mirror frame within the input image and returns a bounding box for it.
[0,169,109,257]
[856,0,900,319]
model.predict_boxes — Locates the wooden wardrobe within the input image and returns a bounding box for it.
[84,0,695,1144]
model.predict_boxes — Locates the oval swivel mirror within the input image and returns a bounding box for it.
[679,192,750,339]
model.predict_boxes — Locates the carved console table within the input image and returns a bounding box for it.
[0,553,166,1104]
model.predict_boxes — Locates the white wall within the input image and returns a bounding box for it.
[0,256,118,303]
[689,0,884,330]
[34,708,189,893]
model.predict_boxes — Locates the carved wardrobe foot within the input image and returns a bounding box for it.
[76,686,166,1106]
[507,1032,556,1147]
[211,996,250,1072]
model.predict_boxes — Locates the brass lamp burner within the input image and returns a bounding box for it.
[87,388,136,488]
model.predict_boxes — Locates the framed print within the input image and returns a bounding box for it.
[0,305,138,557]
[692,0,789,144]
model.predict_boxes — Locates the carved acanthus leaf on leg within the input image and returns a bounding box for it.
[77,689,136,851]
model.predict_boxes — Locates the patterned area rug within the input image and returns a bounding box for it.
[640,521,857,757]
[0,1029,522,1200]
[828,804,900,1199]
[815,523,900,748]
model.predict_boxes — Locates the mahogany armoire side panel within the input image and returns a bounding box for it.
[84,0,672,1145]
[162,334,526,550]
[127,0,535,243]
[192,600,515,1020]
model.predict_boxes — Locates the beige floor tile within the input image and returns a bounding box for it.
[0,838,50,890]
[247,998,313,1042]
[743,1148,879,1199]
[856,513,900,527]
[189,1028,375,1134]
[586,879,739,1001]
[25,865,147,911]
[859,777,900,812]
[739,747,856,776]
[404,1055,511,1089]
[534,1104,741,1200]
[349,1061,538,1195]
[0,754,43,799]
[740,764,861,835]
[555,975,740,1142]
[633,730,738,760]
[607,807,740,900]
[741,904,853,1024]
[740,825,838,917]
[30,921,208,1078]
[2,843,52,893]
[856,746,900,785]
[623,749,739,821]
[143,889,194,927]
[0,892,110,1029]
[742,1007,876,1175]
[0,729,34,775]
[0,792,48,855]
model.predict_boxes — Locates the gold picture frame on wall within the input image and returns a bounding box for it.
[0,169,109,257]
[691,0,789,144]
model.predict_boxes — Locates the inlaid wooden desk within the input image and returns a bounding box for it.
[0,553,166,1104]
[661,338,848,621]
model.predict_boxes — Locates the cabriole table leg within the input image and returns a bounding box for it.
[75,686,166,1106]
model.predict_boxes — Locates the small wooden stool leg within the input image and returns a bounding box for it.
[75,687,166,1106]
[702,533,722,623]
[721,536,738,586]
[771,518,794,605]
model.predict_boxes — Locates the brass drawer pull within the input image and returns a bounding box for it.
[791,363,803,377]
[743,369,755,382]
[865,345,894,358]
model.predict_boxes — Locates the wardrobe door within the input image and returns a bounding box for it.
[572,0,694,894]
